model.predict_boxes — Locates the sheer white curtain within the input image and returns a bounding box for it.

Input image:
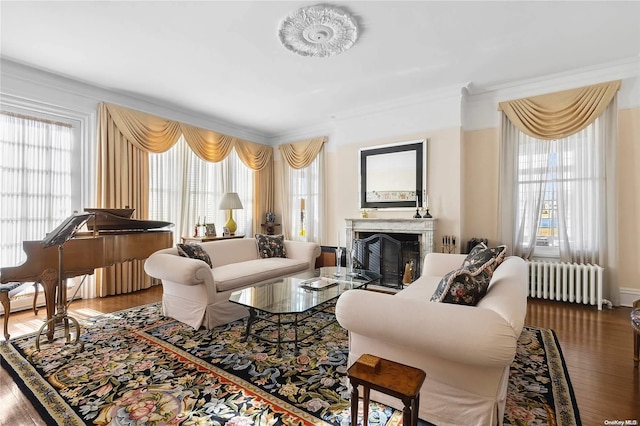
[282,150,324,243]
[499,102,615,265]
[555,102,614,265]
[0,112,73,267]
[512,122,553,259]
[149,137,253,240]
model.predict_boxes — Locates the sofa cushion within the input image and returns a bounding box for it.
[176,243,213,268]
[213,258,308,292]
[430,244,507,305]
[255,234,287,258]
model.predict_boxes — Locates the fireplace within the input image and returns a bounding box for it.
[345,218,436,286]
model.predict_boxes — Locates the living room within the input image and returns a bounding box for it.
[1,1,639,425]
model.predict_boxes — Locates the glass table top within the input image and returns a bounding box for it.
[229,267,381,315]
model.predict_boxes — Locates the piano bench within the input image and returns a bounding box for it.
[1,281,40,340]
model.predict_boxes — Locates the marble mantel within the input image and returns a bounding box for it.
[345,218,436,266]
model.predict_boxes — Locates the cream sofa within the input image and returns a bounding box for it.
[335,252,528,426]
[144,238,320,330]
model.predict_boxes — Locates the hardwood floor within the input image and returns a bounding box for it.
[1,287,638,425]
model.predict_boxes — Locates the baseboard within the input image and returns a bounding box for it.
[619,287,640,307]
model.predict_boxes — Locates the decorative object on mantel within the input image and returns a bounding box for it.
[278,4,359,58]
[442,235,457,253]
[413,191,422,218]
[421,194,432,218]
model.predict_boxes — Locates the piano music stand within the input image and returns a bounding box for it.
[33,213,93,353]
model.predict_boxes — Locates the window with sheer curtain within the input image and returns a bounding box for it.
[284,151,323,243]
[0,111,76,268]
[509,103,613,264]
[148,136,253,241]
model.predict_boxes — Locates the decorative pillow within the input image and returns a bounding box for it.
[255,234,287,258]
[430,244,508,305]
[176,243,213,268]
[461,243,507,273]
[430,264,494,305]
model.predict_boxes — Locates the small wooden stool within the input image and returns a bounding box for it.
[347,354,426,426]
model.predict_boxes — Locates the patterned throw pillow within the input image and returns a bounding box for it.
[462,242,507,272]
[255,234,287,258]
[176,243,213,268]
[430,243,508,305]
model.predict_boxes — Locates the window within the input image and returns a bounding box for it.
[515,121,605,260]
[149,136,253,240]
[286,152,322,242]
[0,111,77,267]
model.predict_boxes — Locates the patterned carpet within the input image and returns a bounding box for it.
[0,303,580,425]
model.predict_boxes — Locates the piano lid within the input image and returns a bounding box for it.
[84,208,173,231]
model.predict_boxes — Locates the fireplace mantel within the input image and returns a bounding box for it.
[345,218,436,269]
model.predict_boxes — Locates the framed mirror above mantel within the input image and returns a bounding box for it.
[359,139,427,210]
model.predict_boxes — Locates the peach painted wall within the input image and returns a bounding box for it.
[461,128,499,248]
[617,107,640,301]
[325,127,463,252]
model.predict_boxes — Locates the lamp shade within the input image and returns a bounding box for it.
[219,192,243,210]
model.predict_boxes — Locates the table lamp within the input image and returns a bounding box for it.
[219,192,243,235]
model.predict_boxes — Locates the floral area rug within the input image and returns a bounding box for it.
[0,303,580,425]
[504,326,581,426]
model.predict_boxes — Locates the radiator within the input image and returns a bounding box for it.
[527,260,608,310]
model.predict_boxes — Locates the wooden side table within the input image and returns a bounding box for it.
[347,354,426,426]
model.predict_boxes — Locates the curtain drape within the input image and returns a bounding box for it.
[96,102,273,296]
[555,100,616,266]
[511,123,553,260]
[279,137,326,169]
[498,80,620,140]
[278,137,327,243]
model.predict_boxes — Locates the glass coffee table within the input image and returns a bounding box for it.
[229,267,381,356]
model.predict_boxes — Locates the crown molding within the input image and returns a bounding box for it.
[466,56,640,104]
[269,82,470,143]
[0,58,271,144]
[333,82,469,121]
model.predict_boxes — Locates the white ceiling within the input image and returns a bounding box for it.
[2,1,639,138]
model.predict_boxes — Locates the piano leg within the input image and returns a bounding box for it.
[39,268,59,342]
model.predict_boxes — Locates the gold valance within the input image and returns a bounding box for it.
[498,80,621,140]
[279,136,327,169]
[103,102,273,167]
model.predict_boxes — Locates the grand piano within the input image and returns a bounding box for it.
[0,209,173,340]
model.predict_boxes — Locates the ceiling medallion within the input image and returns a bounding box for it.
[278,5,359,58]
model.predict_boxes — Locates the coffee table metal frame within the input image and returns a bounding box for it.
[229,267,380,356]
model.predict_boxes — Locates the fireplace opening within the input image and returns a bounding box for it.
[352,232,421,288]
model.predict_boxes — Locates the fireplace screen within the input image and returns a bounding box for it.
[352,233,420,288]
